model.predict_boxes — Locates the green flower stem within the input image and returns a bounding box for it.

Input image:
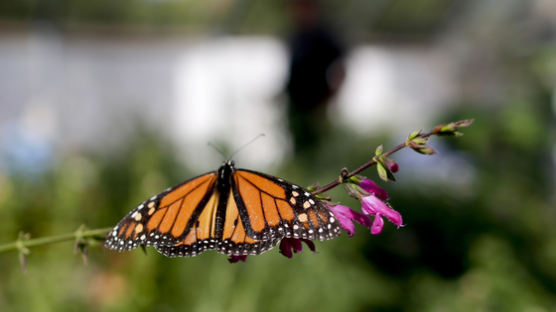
[0,227,112,254]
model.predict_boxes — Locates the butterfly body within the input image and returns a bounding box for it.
[105,161,340,258]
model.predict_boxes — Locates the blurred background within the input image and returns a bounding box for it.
[1,0,556,311]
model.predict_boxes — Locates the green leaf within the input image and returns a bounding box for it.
[407,140,437,155]
[376,161,396,182]
[377,162,387,181]
[411,137,429,145]
[343,183,361,200]
[436,131,464,137]
[435,131,456,137]
[408,129,422,140]
[440,123,456,133]
[307,185,317,192]
[375,144,384,156]
[348,176,361,184]
[435,119,474,136]
[415,145,437,155]
[454,119,474,128]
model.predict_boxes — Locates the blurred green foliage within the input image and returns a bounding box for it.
[1,95,555,311]
[0,0,459,36]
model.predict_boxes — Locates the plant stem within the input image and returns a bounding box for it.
[0,227,112,254]
[312,132,433,195]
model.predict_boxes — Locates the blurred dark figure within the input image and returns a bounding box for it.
[285,0,345,155]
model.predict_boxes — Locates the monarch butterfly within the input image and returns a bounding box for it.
[104,160,341,258]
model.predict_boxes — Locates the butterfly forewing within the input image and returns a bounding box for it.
[104,172,217,251]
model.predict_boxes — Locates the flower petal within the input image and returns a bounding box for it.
[301,239,316,253]
[361,195,385,215]
[329,205,356,236]
[279,238,316,258]
[291,238,303,253]
[228,255,248,263]
[371,215,384,235]
[359,179,389,201]
[279,239,294,258]
[361,195,403,227]
[329,204,373,237]
[279,238,304,258]
[380,206,403,227]
[344,208,374,228]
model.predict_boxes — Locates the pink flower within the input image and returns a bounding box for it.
[387,161,399,173]
[227,238,316,263]
[228,255,248,263]
[359,179,389,201]
[361,195,403,235]
[370,215,384,235]
[279,238,316,258]
[329,204,373,237]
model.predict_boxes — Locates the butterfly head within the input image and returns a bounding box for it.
[219,160,235,179]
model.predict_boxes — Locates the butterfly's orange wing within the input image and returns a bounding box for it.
[155,187,280,257]
[106,164,341,258]
[155,168,341,258]
[105,172,217,251]
[233,169,341,242]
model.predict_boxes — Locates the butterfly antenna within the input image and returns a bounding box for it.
[229,133,266,160]
[207,142,227,160]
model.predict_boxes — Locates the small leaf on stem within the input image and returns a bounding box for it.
[343,183,361,200]
[411,137,429,145]
[376,161,396,182]
[375,145,384,156]
[408,129,422,140]
[407,141,437,155]
[16,231,30,273]
[433,119,474,136]
[415,145,437,155]
[80,245,88,265]
[454,119,474,128]
[19,253,27,273]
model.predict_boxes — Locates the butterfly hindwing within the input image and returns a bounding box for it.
[155,183,282,257]
[155,234,281,257]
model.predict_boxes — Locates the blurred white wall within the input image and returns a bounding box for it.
[0,29,458,174]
